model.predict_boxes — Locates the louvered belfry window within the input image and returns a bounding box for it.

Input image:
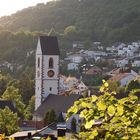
[38,57,40,68]
[49,57,53,68]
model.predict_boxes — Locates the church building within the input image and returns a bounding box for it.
[35,36,60,110]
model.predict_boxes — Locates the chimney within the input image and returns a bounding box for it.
[57,123,66,137]
[27,132,32,139]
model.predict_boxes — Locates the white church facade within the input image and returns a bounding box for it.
[35,36,60,110]
[34,36,82,133]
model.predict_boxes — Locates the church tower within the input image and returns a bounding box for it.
[35,36,60,110]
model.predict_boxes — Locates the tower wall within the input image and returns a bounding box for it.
[35,36,59,110]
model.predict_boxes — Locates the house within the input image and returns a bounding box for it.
[9,130,39,140]
[107,68,137,76]
[115,58,129,67]
[84,50,107,60]
[92,42,101,45]
[118,47,127,56]
[59,75,67,92]
[62,76,78,90]
[72,41,84,49]
[65,54,84,63]
[0,100,17,113]
[0,61,14,71]
[115,43,126,50]
[108,73,137,86]
[67,62,79,70]
[128,45,138,52]
[13,122,73,140]
[67,81,88,95]
[106,47,115,52]
[127,49,134,57]
[33,94,81,131]
[132,57,140,67]
[117,44,139,57]
[106,68,122,77]
[132,42,140,47]
[77,81,88,92]
[59,75,87,94]
[84,66,102,75]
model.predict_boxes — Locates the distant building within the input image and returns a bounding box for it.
[65,54,84,63]
[132,57,140,67]
[0,100,17,113]
[67,63,79,70]
[72,41,84,49]
[84,66,102,75]
[115,58,129,67]
[108,68,138,86]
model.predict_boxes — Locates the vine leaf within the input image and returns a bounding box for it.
[107,105,115,117]
[85,120,94,129]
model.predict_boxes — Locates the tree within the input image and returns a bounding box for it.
[0,107,19,135]
[71,117,77,133]
[18,73,34,105]
[126,80,140,92]
[64,25,76,35]
[44,109,56,126]
[26,95,35,119]
[48,28,57,36]
[108,80,120,93]
[2,86,25,117]
[64,25,77,41]
[0,74,11,97]
[67,80,140,139]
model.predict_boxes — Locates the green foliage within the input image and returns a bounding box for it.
[71,117,77,133]
[0,74,11,97]
[2,86,25,118]
[83,75,103,86]
[0,0,140,43]
[26,95,35,119]
[44,109,56,126]
[48,28,57,36]
[108,80,120,93]
[64,25,77,41]
[18,73,34,105]
[0,107,19,135]
[67,80,140,139]
[126,80,140,92]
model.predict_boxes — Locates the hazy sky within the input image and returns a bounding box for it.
[0,0,52,17]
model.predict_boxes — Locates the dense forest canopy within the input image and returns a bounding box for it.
[0,0,140,43]
[0,0,140,77]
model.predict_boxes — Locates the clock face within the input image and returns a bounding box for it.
[47,70,55,77]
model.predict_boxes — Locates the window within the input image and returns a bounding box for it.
[49,57,53,68]
[38,57,40,68]
[49,87,52,91]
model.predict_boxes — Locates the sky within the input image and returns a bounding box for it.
[0,0,52,17]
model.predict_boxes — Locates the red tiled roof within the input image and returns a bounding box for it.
[108,73,131,82]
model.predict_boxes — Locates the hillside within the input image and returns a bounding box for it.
[0,0,140,43]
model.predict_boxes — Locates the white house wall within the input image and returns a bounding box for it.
[120,75,136,86]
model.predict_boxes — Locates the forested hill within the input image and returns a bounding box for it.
[0,0,140,43]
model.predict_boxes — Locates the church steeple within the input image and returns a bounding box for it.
[35,36,60,110]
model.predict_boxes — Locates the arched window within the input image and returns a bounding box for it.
[38,57,40,68]
[49,57,53,68]
[49,87,52,91]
